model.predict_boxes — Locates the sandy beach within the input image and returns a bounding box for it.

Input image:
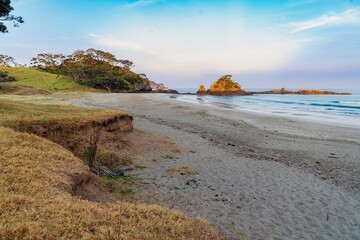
[74,93,360,239]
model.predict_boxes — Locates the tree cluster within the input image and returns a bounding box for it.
[0,54,17,66]
[30,48,150,92]
[0,0,24,33]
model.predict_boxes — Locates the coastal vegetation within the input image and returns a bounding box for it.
[0,66,92,92]
[0,98,223,239]
[30,49,152,92]
[0,49,171,93]
[0,70,15,88]
[0,126,223,239]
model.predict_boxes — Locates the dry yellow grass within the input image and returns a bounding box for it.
[0,98,129,127]
[0,127,222,239]
[167,166,197,176]
[0,99,223,239]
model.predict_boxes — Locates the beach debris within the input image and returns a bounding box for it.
[185,179,200,188]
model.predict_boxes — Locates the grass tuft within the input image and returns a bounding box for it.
[167,165,197,176]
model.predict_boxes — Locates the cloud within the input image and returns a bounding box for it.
[89,12,307,76]
[289,8,360,33]
[89,33,144,51]
[124,0,162,9]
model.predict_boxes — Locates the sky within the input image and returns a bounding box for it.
[1,0,360,89]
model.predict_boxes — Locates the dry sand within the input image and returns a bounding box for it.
[74,93,360,240]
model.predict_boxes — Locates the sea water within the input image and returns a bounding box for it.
[172,88,360,127]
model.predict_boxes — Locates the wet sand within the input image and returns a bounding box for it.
[74,93,360,239]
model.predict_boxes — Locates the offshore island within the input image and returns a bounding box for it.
[196,75,351,96]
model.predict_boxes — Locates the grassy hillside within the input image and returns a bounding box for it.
[0,66,95,92]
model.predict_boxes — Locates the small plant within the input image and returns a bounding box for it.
[82,131,120,178]
[134,164,146,170]
[172,148,182,154]
[164,154,174,160]
[82,131,101,169]
[119,187,135,195]
[167,165,197,176]
[98,151,120,168]
[124,157,134,166]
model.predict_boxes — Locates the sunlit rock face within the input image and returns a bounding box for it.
[207,75,247,96]
[196,85,207,94]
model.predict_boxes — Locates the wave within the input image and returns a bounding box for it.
[172,94,360,127]
[309,103,360,109]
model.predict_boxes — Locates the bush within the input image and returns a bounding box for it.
[0,71,15,83]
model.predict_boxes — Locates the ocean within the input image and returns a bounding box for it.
[171,88,360,127]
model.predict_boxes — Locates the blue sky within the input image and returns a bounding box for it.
[1,0,360,89]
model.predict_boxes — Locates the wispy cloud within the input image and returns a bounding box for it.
[124,0,162,9]
[89,33,144,51]
[289,8,360,33]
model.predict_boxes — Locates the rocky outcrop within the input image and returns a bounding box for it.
[150,81,166,90]
[132,80,152,92]
[297,89,350,95]
[249,88,351,95]
[205,75,248,96]
[197,85,207,94]
[152,89,179,94]
[148,81,179,93]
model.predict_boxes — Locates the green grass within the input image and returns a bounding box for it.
[102,176,136,196]
[0,66,95,92]
[119,187,135,195]
[134,164,147,170]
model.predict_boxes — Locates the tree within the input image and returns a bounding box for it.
[0,54,17,66]
[118,59,134,70]
[219,74,233,81]
[30,53,66,69]
[0,0,24,33]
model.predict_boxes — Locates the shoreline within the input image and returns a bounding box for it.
[74,93,360,239]
[166,93,360,129]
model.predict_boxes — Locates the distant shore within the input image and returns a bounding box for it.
[75,93,360,239]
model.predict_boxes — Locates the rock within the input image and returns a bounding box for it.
[149,81,178,93]
[249,88,351,95]
[197,85,207,94]
[114,170,125,176]
[150,81,167,91]
[207,75,248,96]
[132,81,152,92]
[152,89,179,94]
